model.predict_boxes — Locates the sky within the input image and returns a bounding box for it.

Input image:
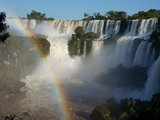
[0,0,160,20]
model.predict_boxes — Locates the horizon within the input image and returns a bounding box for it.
[0,0,160,20]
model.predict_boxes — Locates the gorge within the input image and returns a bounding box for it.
[3,17,160,119]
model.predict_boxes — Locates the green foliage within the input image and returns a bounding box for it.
[46,17,55,20]
[83,12,107,20]
[74,26,85,39]
[151,93,160,119]
[119,112,128,120]
[91,106,113,120]
[86,40,92,55]
[129,9,160,19]
[27,10,55,20]
[68,26,99,57]
[91,93,160,120]
[83,12,106,20]
[27,10,45,20]
[106,10,127,20]
[68,38,79,56]
[106,97,122,118]
[82,9,160,20]
[32,36,50,57]
[68,33,85,56]
[85,32,100,40]
[0,12,10,43]
[93,12,107,20]
[84,13,89,19]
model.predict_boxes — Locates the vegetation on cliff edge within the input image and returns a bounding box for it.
[27,10,55,20]
[68,26,100,57]
[83,9,160,20]
[91,93,160,120]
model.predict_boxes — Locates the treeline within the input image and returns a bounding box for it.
[91,93,160,120]
[27,10,54,20]
[83,9,160,20]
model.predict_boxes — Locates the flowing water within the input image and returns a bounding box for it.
[5,18,160,119]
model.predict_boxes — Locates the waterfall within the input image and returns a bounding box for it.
[7,17,160,100]
[144,56,160,99]
[104,20,121,35]
[91,41,104,55]
[125,19,140,36]
[8,18,157,37]
[133,41,155,66]
[83,41,87,57]
[21,18,157,68]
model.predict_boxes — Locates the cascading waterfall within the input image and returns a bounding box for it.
[7,17,160,101]
[91,41,104,55]
[15,18,157,68]
[144,56,160,99]
[133,41,155,66]
[105,20,121,35]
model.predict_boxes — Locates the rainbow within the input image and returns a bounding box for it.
[11,18,73,120]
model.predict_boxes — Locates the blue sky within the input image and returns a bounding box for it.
[0,0,160,20]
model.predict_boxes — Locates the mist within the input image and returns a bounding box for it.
[2,18,160,119]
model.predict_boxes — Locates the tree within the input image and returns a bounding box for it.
[151,93,160,119]
[85,32,100,40]
[106,10,127,20]
[32,36,50,57]
[147,9,160,18]
[68,26,99,57]
[91,93,160,120]
[47,17,55,20]
[91,106,113,120]
[93,12,107,20]
[130,9,160,19]
[84,13,89,18]
[93,12,101,18]
[0,12,10,43]
[74,26,85,39]
[27,10,55,20]
[68,26,85,57]
[106,97,122,118]
[27,10,46,20]
[118,11,127,18]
